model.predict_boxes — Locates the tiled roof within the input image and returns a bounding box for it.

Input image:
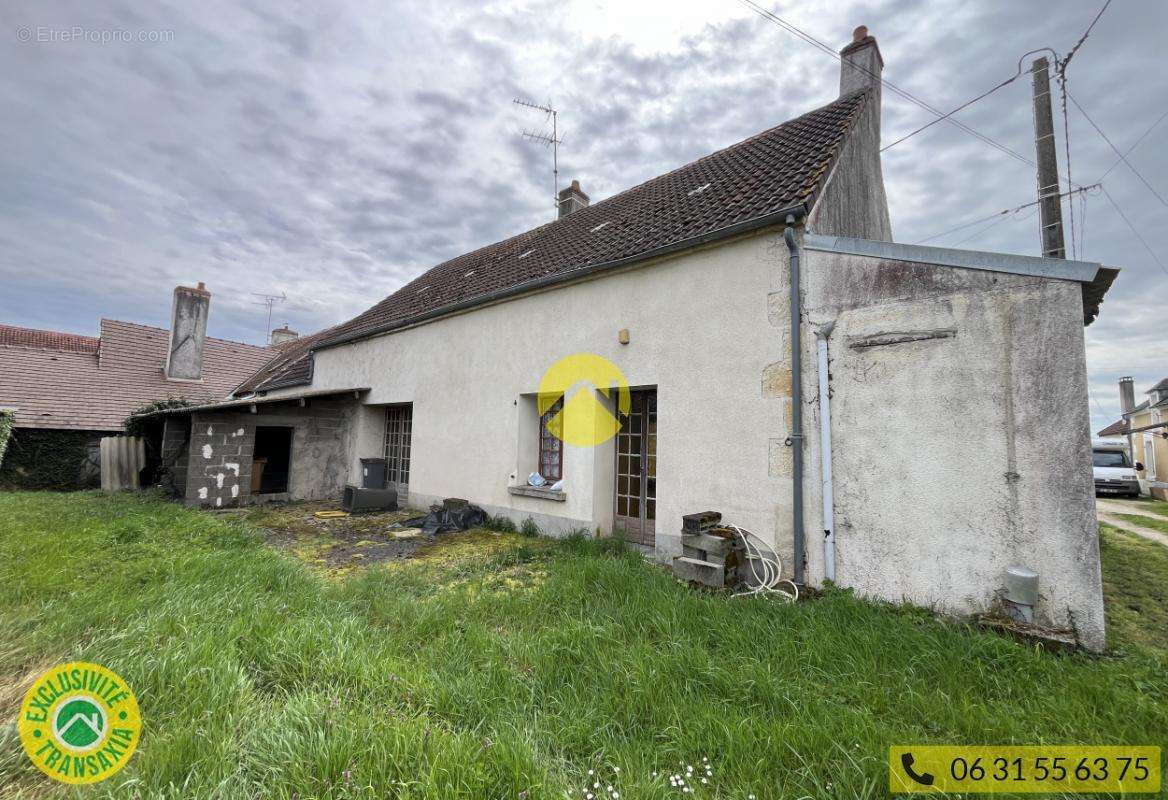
[0,320,275,431]
[236,89,871,394]
[1096,419,1127,437]
[232,329,331,395]
[1148,377,1168,394]
[0,324,99,353]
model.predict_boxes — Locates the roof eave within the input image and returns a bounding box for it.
[314,203,809,353]
[131,387,370,418]
[804,234,1119,325]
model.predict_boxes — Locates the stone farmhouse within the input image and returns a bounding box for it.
[140,29,1120,649]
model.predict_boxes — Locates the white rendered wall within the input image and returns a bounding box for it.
[800,249,1105,650]
[309,232,795,562]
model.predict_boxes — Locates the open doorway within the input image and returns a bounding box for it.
[253,426,293,495]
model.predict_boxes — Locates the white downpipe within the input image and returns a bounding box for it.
[815,322,836,582]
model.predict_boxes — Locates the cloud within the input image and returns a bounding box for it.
[0,0,1163,433]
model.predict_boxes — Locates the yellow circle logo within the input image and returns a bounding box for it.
[537,353,631,447]
[18,662,141,784]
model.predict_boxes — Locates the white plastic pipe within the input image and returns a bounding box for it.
[815,322,836,582]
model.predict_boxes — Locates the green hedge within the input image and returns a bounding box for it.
[0,428,96,490]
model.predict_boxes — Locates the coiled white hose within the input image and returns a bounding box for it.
[723,524,799,603]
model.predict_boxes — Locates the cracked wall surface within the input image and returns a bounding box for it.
[801,249,1104,650]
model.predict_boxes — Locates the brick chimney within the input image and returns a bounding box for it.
[165,282,210,381]
[1119,376,1135,414]
[270,324,299,345]
[557,180,589,218]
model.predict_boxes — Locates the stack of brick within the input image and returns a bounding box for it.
[671,511,744,588]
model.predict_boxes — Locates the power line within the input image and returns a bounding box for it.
[949,207,1034,249]
[1067,91,1168,210]
[1054,0,1114,258]
[735,0,1045,172]
[881,49,1053,153]
[1061,0,1113,72]
[1056,70,1076,258]
[1099,109,1168,180]
[914,184,1100,245]
[1074,185,1083,256]
[1100,186,1168,277]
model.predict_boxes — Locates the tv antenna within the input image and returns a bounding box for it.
[514,98,563,212]
[251,291,287,343]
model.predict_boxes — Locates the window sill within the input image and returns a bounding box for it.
[508,485,566,502]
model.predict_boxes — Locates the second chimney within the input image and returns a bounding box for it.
[1119,376,1135,414]
[165,282,210,381]
[557,180,589,218]
[270,324,299,345]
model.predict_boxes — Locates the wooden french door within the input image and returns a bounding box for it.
[614,389,657,547]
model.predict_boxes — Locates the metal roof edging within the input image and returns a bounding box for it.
[803,234,1102,283]
[131,387,370,418]
[314,203,809,352]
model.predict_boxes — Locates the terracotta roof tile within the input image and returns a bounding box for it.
[1096,419,1127,437]
[237,90,870,393]
[0,320,275,431]
[0,324,99,353]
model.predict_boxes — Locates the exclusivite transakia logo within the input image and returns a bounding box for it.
[18,662,141,784]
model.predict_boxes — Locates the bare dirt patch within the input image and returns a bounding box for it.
[241,501,437,569]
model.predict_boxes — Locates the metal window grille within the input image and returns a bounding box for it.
[538,396,564,481]
[383,404,412,486]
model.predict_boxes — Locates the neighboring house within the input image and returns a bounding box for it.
[0,284,277,487]
[1098,376,1168,499]
[1095,418,1128,438]
[142,29,1119,650]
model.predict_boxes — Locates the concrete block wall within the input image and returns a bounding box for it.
[186,413,253,508]
[182,399,354,509]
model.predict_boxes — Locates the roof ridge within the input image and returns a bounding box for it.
[0,322,99,340]
[395,89,872,283]
[0,323,101,353]
[100,318,272,350]
[234,89,873,393]
[581,88,871,217]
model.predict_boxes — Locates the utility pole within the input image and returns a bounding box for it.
[1031,57,1066,258]
[514,98,563,213]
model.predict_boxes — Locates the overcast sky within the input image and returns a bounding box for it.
[1,0,1164,432]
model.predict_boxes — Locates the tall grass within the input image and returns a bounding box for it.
[0,492,1165,799]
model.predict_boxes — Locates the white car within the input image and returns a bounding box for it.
[1092,439,1142,497]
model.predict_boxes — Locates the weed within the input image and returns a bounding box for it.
[483,514,518,534]
[0,493,1164,799]
[519,516,540,538]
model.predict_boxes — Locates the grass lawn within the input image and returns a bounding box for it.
[1114,513,1168,536]
[1,492,1166,799]
[1124,497,1168,517]
[1098,523,1168,652]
